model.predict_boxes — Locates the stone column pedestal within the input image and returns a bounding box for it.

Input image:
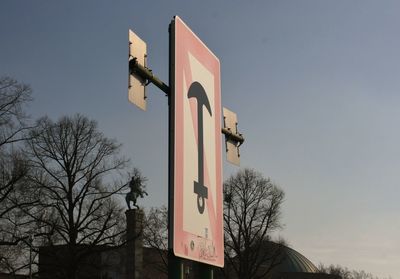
[125,209,144,279]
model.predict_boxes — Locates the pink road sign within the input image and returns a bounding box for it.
[170,16,223,267]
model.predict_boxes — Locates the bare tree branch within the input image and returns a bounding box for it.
[142,206,168,276]
[222,168,286,279]
[0,76,38,274]
[24,114,130,279]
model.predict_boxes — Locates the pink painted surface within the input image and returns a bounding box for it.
[172,16,223,267]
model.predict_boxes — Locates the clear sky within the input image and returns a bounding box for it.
[1,1,399,278]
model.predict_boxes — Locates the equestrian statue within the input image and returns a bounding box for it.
[126,171,148,210]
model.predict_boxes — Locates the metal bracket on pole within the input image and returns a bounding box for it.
[222,107,244,166]
[129,58,170,96]
[221,127,244,146]
[129,30,148,110]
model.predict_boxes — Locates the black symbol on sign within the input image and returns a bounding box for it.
[188,82,212,214]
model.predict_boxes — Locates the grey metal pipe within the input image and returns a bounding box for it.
[129,59,170,95]
[221,127,245,146]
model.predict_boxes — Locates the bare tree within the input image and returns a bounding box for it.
[0,76,35,273]
[318,263,392,279]
[142,206,168,276]
[24,114,129,279]
[0,76,33,231]
[319,264,352,279]
[223,168,286,279]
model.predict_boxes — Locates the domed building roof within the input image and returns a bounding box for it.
[215,241,337,279]
[276,246,319,273]
[255,241,319,274]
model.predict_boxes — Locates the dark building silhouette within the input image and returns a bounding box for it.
[37,243,340,279]
[1,208,340,279]
[0,273,28,279]
[34,209,340,279]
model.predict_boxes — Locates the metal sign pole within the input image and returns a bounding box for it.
[168,22,184,279]
[199,263,213,279]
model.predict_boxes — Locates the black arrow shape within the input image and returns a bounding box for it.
[188,82,212,214]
